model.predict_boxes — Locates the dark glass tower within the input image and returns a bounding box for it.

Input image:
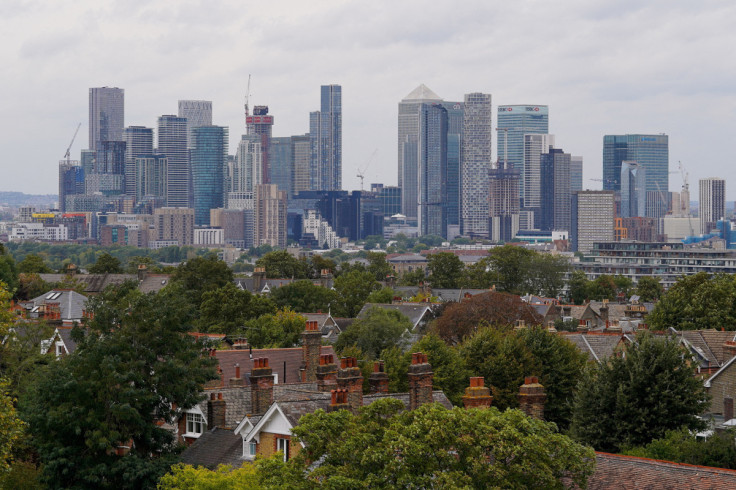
[602,134,669,196]
[309,85,342,191]
[158,115,189,207]
[191,126,228,226]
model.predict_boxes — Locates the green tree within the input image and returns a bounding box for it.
[410,334,471,406]
[366,286,395,304]
[398,268,425,286]
[198,283,276,334]
[256,250,309,279]
[623,428,736,470]
[648,272,736,330]
[587,275,617,301]
[171,255,234,307]
[125,255,161,274]
[335,306,411,359]
[487,245,535,294]
[240,309,307,348]
[309,255,336,278]
[270,280,339,314]
[461,257,496,288]
[635,276,664,302]
[158,463,263,489]
[613,275,633,299]
[332,269,379,317]
[16,273,51,301]
[571,332,709,452]
[21,286,218,489]
[365,251,392,281]
[17,254,52,274]
[531,254,569,298]
[0,246,19,294]
[88,252,123,273]
[0,378,25,476]
[568,270,590,304]
[427,252,464,289]
[274,398,596,489]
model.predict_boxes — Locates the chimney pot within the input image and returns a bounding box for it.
[235,364,240,379]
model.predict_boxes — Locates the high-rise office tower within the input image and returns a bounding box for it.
[523,133,554,215]
[178,100,213,149]
[461,92,492,237]
[58,161,84,213]
[269,137,292,197]
[699,177,726,234]
[398,84,443,217]
[291,135,311,198]
[539,147,571,232]
[231,135,262,195]
[246,105,274,184]
[620,161,646,218]
[89,87,124,152]
[135,155,168,203]
[489,163,521,242]
[442,100,463,236]
[309,85,342,191]
[157,115,189,208]
[191,126,228,226]
[417,103,448,237]
[570,156,583,193]
[496,105,549,201]
[602,134,669,201]
[123,126,154,197]
[571,190,615,253]
[256,183,287,248]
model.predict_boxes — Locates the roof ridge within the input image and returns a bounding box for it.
[596,451,736,474]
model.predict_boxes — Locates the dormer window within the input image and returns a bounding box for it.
[185,412,205,438]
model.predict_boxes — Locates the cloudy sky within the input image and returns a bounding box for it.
[2,0,736,198]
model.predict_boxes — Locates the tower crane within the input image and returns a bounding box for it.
[356,148,378,191]
[63,123,82,164]
[678,160,695,235]
[244,74,252,125]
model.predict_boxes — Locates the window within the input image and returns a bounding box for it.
[243,440,257,459]
[186,412,205,437]
[276,437,290,461]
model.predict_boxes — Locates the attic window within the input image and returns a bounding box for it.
[185,412,205,438]
[46,292,56,299]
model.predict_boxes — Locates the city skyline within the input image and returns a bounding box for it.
[2,2,736,198]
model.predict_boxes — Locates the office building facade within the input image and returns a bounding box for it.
[158,115,189,208]
[489,164,521,242]
[135,155,168,203]
[523,133,554,213]
[256,184,287,248]
[571,190,615,253]
[496,105,549,201]
[309,85,342,191]
[178,100,213,149]
[191,126,228,226]
[89,87,124,152]
[620,161,646,218]
[246,105,274,184]
[570,156,583,193]
[699,177,726,234]
[602,134,669,200]
[123,126,154,197]
[539,147,571,232]
[461,92,492,237]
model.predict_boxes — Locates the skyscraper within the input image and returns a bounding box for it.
[496,105,549,201]
[58,162,84,213]
[309,85,342,191]
[522,133,554,213]
[89,87,124,152]
[191,126,228,226]
[489,163,521,242]
[178,100,213,149]
[443,100,464,236]
[461,92,492,237]
[539,147,571,232]
[291,135,311,198]
[699,177,726,234]
[602,134,669,200]
[135,155,168,203]
[398,84,443,218]
[417,104,448,237]
[123,126,154,197]
[571,191,615,253]
[570,156,583,193]
[247,105,274,184]
[269,137,292,197]
[231,135,262,195]
[157,115,189,207]
[620,161,646,218]
[256,183,287,248]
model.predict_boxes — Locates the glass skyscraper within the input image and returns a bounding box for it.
[309,85,342,191]
[461,93,492,238]
[89,87,124,152]
[191,126,228,226]
[178,100,213,149]
[158,115,189,208]
[123,126,154,198]
[602,134,669,196]
[418,103,448,237]
[496,105,549,201]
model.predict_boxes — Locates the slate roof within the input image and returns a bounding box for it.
[57,327,78,354]
[559,332,625,363]
[233,277,296,293]
[214,346,336,386]
[333,318,354,333]
[387,253,427,264]
[39,273,135,293]
[432,289,489,303]
[675,329,736,369]
[179,428,244,469]
[30,290,88,321]
[588,452,736,489]
[138,274,172,293]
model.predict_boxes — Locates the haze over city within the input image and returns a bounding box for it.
[2,0,736,197]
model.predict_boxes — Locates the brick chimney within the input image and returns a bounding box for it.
[518,376,546,420]
[328,389,349,412]
[408,352,433,410]
[250,357,274,415]
[253,267,266,292]
[316,354,338,392]
[229,363,245,387]
[137,263,148,281]
[369,361,389,394]
[301,320,322,382]
[320,269,333,288]
[723,341,736,360]
[232,337,249,350]
[600,300,609,323]
[337,357,363,414]
[207,392,226,428]
[462,377,493,409]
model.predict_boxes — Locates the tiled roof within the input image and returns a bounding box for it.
[138,274,171,293]
[588,452,736,489]
[30,289,88,321]
[180,428,244,469]
[214,346,336,386]
[559,332,624,362]
[432,289,489,303]
[674,329,736,369]
[39,273,135,293]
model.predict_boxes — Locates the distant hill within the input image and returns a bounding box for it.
[0,192,58,207]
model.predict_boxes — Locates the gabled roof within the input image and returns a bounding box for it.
[705,354,736,388]
[678,330,736,368]
[432,289,489,303]
[402,84,442,102]
[588,452,736,488]
[180,428,244,469]
[138,274,171,294]
[559,332,625,363]
[30,289,88,321]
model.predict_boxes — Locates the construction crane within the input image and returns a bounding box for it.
[63,123,82,164]
[678,160,695,235]
[244,74,252,125]
[356,149,378,191]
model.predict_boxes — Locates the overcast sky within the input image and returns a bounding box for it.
[2,0,736,198]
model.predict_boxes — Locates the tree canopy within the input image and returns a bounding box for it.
[240,309,307,348]
[21,286,218,488]
[427,252,464,289]
[571,331,709,452]
[255,250,309,279]
[17,254,52,274]
[332,269,379,317]
[335,306,411,359]
[171,255,234,307]
[269,280,339,314]
[88,252,123,274]
[197,283,276,334]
